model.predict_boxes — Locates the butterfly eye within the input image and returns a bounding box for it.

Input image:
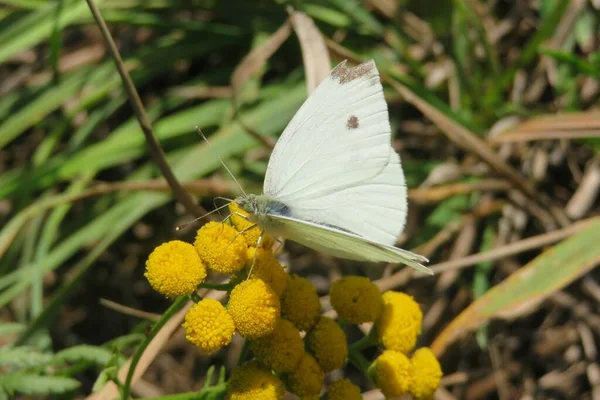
[242,203,253,213]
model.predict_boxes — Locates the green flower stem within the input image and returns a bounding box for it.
[237,339,250,366]
[199,281,235,291]
[190,292,202,303]
[349,329,378,352]
[137,383,227,400]
[348,347,372,375]
[121,296,188,400]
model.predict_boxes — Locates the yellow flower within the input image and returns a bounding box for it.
[280,275,321,331]
[228,279,280,339]
[229,202,274,249]
[306,317,347,372]
[410,348,443,400]
[251,319,303,372]
[194,222,247,274]
[226,361,284,400]
[376,291,422,354]
[326,378,361,400]
[369,350,413,398]
[145,240,206,298]
[286,352,324,397]
[183,299,234,354]
[330,276,383,324]
[245,247,287,297]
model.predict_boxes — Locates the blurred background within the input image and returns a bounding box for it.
[1,0,599,399]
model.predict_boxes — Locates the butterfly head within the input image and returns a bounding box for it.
[235,195,290,222]
[235,194,259,215]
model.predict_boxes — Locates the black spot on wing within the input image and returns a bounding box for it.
[346,115,359,129]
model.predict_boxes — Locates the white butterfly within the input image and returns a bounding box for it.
[236,60,432,275]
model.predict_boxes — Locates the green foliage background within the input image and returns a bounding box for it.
[1,0,599,398]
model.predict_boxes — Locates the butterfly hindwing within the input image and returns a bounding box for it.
[264,213,432,275]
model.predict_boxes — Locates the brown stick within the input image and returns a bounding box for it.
[376,217,597,292]
[426,217,596,276]
[85,0,204,218]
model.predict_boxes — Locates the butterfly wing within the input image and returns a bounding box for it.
[264,213,432,275]
[263,60,408,245]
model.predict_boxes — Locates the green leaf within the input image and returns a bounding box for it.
[496,0,570,90]
[0,0,97,64]
[473,225,496,349]
[328,0,384,35]
[428,194,476,227]
[540,48,600,79]
[104,333,145,352]
[0,373,80,395]
[53,345,114,366]
[91,366,117,393]
[0,346,51,368]
[0,323,25,337]
[432,218,600,356]
[0,35,234,151]
[303,4,351,27]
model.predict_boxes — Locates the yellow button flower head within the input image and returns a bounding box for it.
[286,352,324,397]
[376,291,422,354]
[330,276,383,324]
[183,299,234,354]
[229,202,274,249]
[369,350,413,398]
[245,247,288,297]
[145,240,207,298]
[326,378,361,400]
[226,360,284,400]
[228,279,280,339]
[410,347,443,400]
[306,317,347,372]
[250,319,303,372]
[281,275,321,331]
[194,222,247,274]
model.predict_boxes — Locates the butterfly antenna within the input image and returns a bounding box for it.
[213,196,234,219]
[175,201,233,231]
[195,126,247,197]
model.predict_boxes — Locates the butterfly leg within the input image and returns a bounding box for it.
[213,196,233,219]
[221,210,248,225]
[271,237,284,254]
[218,212,259,257]
[247,230,265,278]
[231,211,250,220]
[223,223,259,251]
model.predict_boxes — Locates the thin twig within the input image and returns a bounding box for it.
[121,296,188,400]
[408,179,511,205]
[85,0,204,218]
[425,217,596,276]
[376,217,597,291]
[231,106,276,149]
[99,298,161,321]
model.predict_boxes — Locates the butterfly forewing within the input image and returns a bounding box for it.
[263,60,408,245]
[255,60,429,273]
